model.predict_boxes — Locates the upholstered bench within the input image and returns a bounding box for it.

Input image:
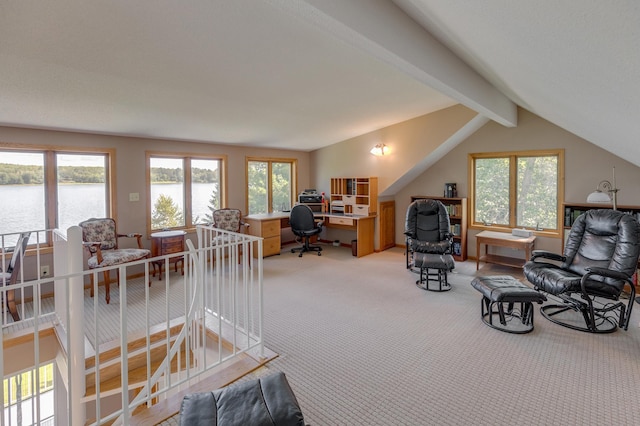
[179,371,306,426]
[413,252,455,292]
[470,275,547,334]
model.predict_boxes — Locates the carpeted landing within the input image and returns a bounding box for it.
[164,245,640,425]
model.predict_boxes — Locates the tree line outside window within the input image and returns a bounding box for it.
[470,149,564,234]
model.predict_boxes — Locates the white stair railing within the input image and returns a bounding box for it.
[1,226,263,425]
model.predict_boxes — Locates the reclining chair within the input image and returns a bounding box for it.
[404,199,455,291]
[523,209,640,333]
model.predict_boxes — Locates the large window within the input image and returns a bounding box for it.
[247,158,296,215]
[148,153,225,231]
[0,147,112,244]
[469,150,564,234]
[3,363,55,425]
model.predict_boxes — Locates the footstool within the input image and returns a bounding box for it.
[470,275,547,334]
[413,252,455,292]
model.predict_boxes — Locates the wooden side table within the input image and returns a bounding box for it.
[151,230,186,280]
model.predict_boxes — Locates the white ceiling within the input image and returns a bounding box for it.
[0,1,638,160]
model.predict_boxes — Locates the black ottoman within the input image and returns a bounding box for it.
[179,372,305,426]
[413,252,455,292]
[470,275,547,334]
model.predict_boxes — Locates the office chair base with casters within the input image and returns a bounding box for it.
[291,238,322,257]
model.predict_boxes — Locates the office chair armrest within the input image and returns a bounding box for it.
[316,219,325,228]
[530,250,565,262]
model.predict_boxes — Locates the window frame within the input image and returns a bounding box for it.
[146,151,227,234]
[245,157,297,215]
[0,144,115,246]
[468,149,564,237]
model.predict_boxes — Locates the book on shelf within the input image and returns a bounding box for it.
[452,241,461,256]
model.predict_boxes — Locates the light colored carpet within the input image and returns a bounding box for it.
[223,245,640,426]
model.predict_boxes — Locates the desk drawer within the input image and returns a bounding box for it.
[342,195,356,205]
[329,216,354,226]
[261,220,281,238]
[262,236,281,257]
[161,236,184,253]
[353,204,369,216]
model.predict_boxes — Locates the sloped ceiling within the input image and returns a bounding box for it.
[0,1,638,162]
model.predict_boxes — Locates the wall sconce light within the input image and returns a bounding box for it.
[586,167,619,210]
[370,144,389,156]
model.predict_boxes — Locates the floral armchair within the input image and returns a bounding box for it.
[79,218,151,304]
[211,209,250,264]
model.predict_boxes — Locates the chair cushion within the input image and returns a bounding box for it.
[87,248,151,268]
[213,209,242,232]
[179,372,305,426]
[413,253,455,270]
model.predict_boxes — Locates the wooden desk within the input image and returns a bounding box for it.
[150,230,186,279]
[476,230,536,270]
[244,212,376,258]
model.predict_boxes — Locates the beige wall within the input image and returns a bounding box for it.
[0,126,311,249]
[4,103,640,259]
[309,104,478,195]
[312,107,640,256]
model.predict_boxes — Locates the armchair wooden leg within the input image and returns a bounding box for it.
[103,271,111,304]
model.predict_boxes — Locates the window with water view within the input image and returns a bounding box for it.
[148,154,224,231]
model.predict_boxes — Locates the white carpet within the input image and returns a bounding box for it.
[245,245,640,425]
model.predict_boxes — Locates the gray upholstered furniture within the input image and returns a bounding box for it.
[404,199,455,291]
[179,372,306,426]
[290,204,324,257]
[523,209,640,333]
[471,275,547,334]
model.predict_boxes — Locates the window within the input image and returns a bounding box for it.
[3,363,55,425]
[0,147,112,244]
[247,158,296,215]
[469,150,564,233]
[148,153,225,231]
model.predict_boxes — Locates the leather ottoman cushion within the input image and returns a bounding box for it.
[180,372,305,426]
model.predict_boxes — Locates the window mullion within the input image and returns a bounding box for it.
[184,159,192,228]
[509,155,518,228]
[45,151,58,230]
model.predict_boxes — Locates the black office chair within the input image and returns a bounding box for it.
[404,199,455,291]
[523,209,640,333]
[290,204,324,257]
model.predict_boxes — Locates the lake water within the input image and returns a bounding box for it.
[0,183,214,240]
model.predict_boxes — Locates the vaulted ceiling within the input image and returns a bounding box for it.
[1,1,638,163]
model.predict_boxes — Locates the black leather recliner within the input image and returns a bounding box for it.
[404,199,455,291]
[523,209,640,333]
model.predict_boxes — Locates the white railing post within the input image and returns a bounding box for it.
[66,226,86,425]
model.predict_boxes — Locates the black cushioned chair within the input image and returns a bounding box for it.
[290,204,324,257]
[523,209,640,333]
[404,199,455,291]
[179,372,306,426]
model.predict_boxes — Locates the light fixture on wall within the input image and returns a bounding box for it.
[586,167,619,210]
[370,144,389,156]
